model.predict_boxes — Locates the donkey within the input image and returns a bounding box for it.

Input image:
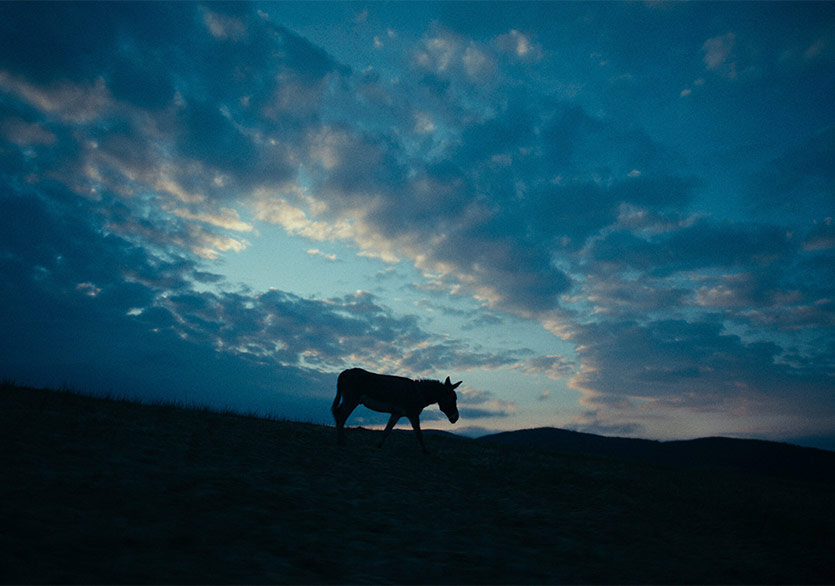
[332,368,461,453]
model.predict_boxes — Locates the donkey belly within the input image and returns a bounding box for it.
[359,394,407,416]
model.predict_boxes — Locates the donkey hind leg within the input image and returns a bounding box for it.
[334,399,359,446]
[330,386,342,423]
[378,413,401,448]
[408,415,429,454]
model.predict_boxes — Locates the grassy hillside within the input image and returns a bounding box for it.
[2,383,834,584]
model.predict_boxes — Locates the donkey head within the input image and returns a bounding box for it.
[438,376,462,424]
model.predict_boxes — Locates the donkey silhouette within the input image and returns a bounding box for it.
[332,368,461,453]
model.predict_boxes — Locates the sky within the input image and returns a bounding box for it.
[1,2,833,449]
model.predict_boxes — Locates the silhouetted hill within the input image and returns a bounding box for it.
[478,427,835,483]
[3,383,834,584]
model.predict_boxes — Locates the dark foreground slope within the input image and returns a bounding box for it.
[2,384,834,585]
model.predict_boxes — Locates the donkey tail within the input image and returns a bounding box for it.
[331,378,343,420]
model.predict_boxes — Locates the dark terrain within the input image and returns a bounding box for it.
[479,427,835,483]
[2,382,834,584]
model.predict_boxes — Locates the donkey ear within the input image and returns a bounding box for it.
[445,376,462,390]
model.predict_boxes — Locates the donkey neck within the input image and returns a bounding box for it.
[414,379,443,406]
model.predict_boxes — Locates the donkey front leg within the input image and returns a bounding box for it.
[378,413,401,448]
[408,415,429,454]
[334,399,359,445]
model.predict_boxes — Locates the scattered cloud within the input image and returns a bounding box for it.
[0,70,113,123]
[514,355,575,380]
[803,38,827,60]
[702,32,736,73]
[306,249,340,262]
[0,116,56,146]
[457,388,518,419]
[495,29,543,61]
[747,126,835,219]
[565,317,835,438]
[202,7,248,42]
[1,2,833,445]
[353,8,369,25]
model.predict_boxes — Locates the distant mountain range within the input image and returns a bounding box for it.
[477,427,835,483]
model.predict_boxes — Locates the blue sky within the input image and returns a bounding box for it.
[1,2,833,448]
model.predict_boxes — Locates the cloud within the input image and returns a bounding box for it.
[0,173,519,414]
[0,116,56,146]
[577,273,690,318]
[566,317,835,434]
[413,110,436,134]
[415,34,458,75]
[0,181,295,415]
[494,30,543,61]
[747,126,835,219]
[0,3,350,269]
[414,26,497,84]
[397,340,522,376]
[462,45,494,79]
[2,2,834,444]
[152,287,436,373]
[353,8,369,25]
[803,218,835,251]
[568,410,643,437]
[803,39,827,60]
[169,207,254,233]
[0,9,651,322]
[306,249,340,262]
[702,33,736,72]
[457,388,518,419]
[700,30,765,81]
[590,218,794,277]
[513,355,575,380]
[0,71,113,123]
[252,85,698,318]
[202,7,248,42]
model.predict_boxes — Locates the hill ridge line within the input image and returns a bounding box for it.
[5,383,833,482]
[477,426,835,483]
